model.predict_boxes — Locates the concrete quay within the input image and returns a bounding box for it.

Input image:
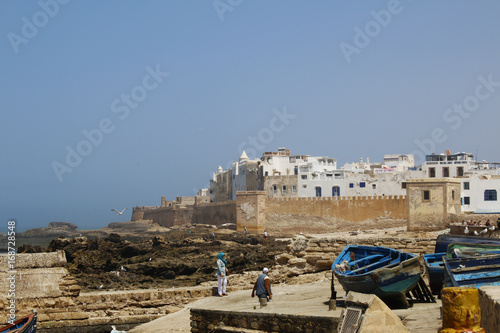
[133,279,445,333]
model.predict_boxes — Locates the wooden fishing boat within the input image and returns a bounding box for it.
[443,254,500,288]
[447,243,500,258]
[332,245,421,307]
[424,241,500,294]
[423,252,446,294]
[434,234,500,253]
[0,310,37,333]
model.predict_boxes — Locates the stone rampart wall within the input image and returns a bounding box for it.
[193,201,236,226]
[142,207,194,228]
[190,308,339,333]
[268,195,407,220]
[263,195,407,235]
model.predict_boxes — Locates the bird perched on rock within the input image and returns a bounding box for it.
[110,325,127,333]
[474,230,479,236]
[464,226,469,234]
[479,228,488,235]
[489,225,496,231]
[111,208,127,215]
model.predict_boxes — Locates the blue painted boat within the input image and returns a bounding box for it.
[423,252,446,294]
[332,245,421,305]
[425,239,500,294]
[434,234,500,253]
[443,254,500,288]
[0,310,37,333]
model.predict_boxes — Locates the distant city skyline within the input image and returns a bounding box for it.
[1,1,499,231]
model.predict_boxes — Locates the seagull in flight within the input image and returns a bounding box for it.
[111,208,127,215]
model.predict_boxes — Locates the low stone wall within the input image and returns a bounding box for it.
[279,235,436,275]
[0,251,80,300]
[479,286,500,333]
[190,308,339,333]
[0,286,213,332]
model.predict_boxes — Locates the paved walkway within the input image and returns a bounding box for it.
[131,278,443,332]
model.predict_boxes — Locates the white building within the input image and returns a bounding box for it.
[205,149,500,214]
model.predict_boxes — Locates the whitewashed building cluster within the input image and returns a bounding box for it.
[206,148,500,214]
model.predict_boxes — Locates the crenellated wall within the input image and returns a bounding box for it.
[237,192,408,235]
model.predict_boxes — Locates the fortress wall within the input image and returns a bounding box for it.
[268,195,407,220]
[142,207,194,228]
[262,195,407,235]
[193,201,236,226]
[131,206,158,221]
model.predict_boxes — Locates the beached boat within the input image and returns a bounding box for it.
[447,242,500,258]
[423,252,446,294]
[424,240,500,294]
[443,254,500,288]
[332,245,421,306]
[434,234,500,253]
[0,310,37,333]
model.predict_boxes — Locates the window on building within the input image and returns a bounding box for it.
[423,190,430,201]
[464,182,470,190]
[349,183,354,188]
[265,171,268,176]
[372,184,376,189]
[452,190,455,200]
[360,182,366,188]
[326,173,333,178]
[292,185,297,194]
[315,186,322,197]
[464,197,470,205]
[332,186,340,196]
[282,185,287,195]
[401,182,407,189]
[294,166,298,175]
[443,167,449,177]
[301,175,307,180]
[429,167,436,178]
[484,190,497,201]
[272,185,277,195]
[457,167,464,177]
[302,185,307,188]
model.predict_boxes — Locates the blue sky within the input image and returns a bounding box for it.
[1,1,500,231]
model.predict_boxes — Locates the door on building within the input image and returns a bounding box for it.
[332,186,340,197]
[315,186,322,197]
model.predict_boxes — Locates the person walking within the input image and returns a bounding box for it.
[216,252,229,297]
[251,268,272,301]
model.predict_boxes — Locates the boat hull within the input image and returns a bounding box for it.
[332,245,421,303]
[423,252,446,294]
[0,310,37,333]
[443,254,500,288]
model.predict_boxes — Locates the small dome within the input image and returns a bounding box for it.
[239,150,249,162]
